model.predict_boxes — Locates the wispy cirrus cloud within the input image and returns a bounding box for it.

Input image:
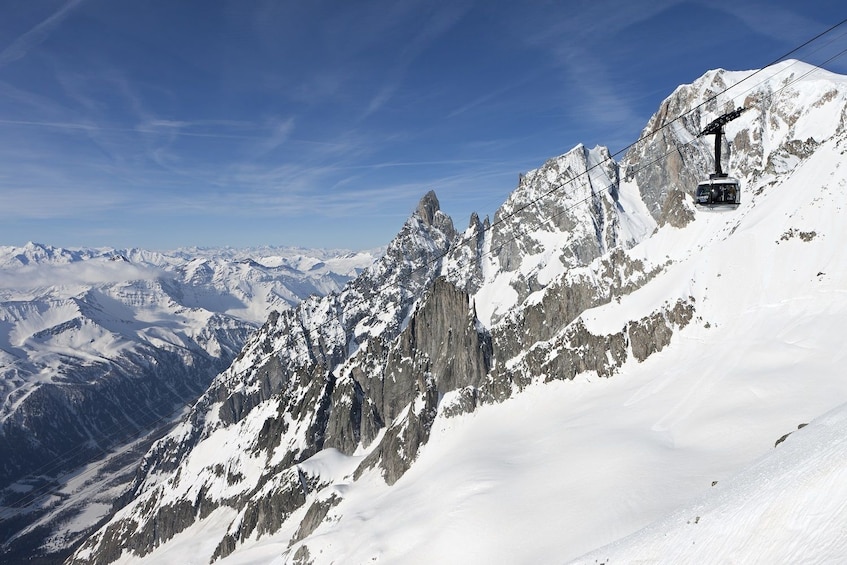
[502,0,685,149]
[0,117,274,142]
[0,0,85,69]
[362,0,475,117]
[709,1,847,73]
[253,117,296,157]
[0,184,126,220]
[707,1,826,45]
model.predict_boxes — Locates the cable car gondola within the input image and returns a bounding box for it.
[694,107,747,208]
[695,176,741,206]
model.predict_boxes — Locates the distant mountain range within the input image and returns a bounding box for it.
[0,243,380,561]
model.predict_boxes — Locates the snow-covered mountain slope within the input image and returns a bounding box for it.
[574,401,847,564]
[68,59,847,564]
[0,243,377,562]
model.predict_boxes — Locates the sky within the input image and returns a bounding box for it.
[0,0,845,251]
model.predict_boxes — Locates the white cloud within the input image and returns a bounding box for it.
[0,260,166,291]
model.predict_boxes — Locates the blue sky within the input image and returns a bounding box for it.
[1,0,845,251]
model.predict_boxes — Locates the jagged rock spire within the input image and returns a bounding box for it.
[415,190,440,226]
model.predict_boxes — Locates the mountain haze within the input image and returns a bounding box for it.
[50,59,847,564]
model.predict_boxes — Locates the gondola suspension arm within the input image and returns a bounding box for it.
[698,107,748,178]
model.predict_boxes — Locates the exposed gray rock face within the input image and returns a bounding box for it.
[505,297,695,386]
[480,145,626,311]
[622,89,711,219]
[658,188,696,229]
[353,277,493,484]
[443,212,487,295]
[211,469,309,561]
[356,374,439,485]
[629,299,695,362]
[493,149,590,268]
[492,247,660,364]
[321,375,368,455]
[291,493,341,545]
[399,277,492,394]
